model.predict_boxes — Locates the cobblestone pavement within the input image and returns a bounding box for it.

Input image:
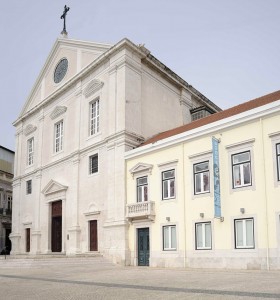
[1,256,280,299]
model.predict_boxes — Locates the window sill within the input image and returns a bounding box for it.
[230,184,255,194]
[86,131,102,142]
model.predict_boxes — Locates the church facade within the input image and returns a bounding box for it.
[11,36,220,263]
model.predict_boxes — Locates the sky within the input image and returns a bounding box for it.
[1,0,280,151]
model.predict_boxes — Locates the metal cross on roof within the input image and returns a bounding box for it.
[61,5,70,35]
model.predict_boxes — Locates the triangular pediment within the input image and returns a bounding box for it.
[42,180,68,196]
[129,163,153,177]
[18,38,112,119]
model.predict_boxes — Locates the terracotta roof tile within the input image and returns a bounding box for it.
[142,90,280,146]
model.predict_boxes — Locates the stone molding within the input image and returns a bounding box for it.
[24,124,37,136]
[50,106,67,120]
[42,179,68,202]
[83,79,104,98]
[129,162,153,178]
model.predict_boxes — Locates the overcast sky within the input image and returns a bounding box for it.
[1,0,279,151]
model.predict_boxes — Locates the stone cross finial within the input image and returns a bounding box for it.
[61,5,70,35]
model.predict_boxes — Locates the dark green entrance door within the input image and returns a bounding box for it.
[138,228,150,266]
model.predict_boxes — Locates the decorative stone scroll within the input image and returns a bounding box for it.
[50,106,67,120]
[24,124,37,136]
[83,79,104,98]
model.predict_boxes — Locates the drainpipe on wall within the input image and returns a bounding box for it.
[260,118,270,270]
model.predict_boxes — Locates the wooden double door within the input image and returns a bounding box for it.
[51,201,62,252]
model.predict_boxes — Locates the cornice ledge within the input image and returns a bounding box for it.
[83,79,104,98]
[50,106,67,120]
[24,124,37,136]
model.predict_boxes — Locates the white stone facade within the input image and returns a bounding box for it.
[11,37,219,263]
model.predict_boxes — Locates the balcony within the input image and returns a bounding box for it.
[126,201,155,222]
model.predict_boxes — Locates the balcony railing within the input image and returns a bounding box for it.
[126,201,155,222]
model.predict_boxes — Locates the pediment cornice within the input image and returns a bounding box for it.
[42,179,68,196]
[129,163,153,178]
[50,106,67,120]
[83,79,104,98]
[24,124,37,136]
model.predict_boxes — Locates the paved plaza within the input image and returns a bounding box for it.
[1,256,280,299]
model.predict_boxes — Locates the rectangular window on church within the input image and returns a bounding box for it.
[89,154,98,174]
[26,180,32,194]
[89,99,99,136]
[27,137,34,166]
[54,120,63,153]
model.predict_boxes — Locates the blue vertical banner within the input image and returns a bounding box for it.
[212,137,221,218]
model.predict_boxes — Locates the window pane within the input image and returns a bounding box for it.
[195,174,201,193]
[138,177,147,185]
[163,181,168,198]
[233,152,250,164]
[163,227,169,249]
[137,186,142,202]
[163,170,174,179]
[205,223,211,248]
[196,224,203,248]
[278,156,280,180]
[195,162,209,172]
[277,143,280,155]
[203,172,210,192]
[235,220,243,247]
[233,165,241,187]
[171,226,176,249]
[246,220,254,247]
[144,186,148,202]
[170,179,175,197]
[243,163,251,185]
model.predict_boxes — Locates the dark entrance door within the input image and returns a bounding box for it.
[26,228,30,252]
[138,228,149,266]
[51,201,62,252]
[5,228,11,254]
[89,220,98,251]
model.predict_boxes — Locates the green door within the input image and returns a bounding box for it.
[138,228,150,266]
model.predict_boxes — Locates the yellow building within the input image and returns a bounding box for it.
[125,90,280,270]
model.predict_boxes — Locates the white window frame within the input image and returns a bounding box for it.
[89,153,98,175]
[137,176,148,202]
[269,132,280,186]
[194,161,210,195]
[231,151,252,189]
[163,225,177,251]
[226,139,255,193]
[27,137,34,166]
[195,222,212,250]
[89,98,100,136]
[162,169,175,200]
[26,180,32,195]
[234,218,254,249]
[277,143,280,181]
[54,120,63,153]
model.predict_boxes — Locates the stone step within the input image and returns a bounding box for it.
[0,254,111,268]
